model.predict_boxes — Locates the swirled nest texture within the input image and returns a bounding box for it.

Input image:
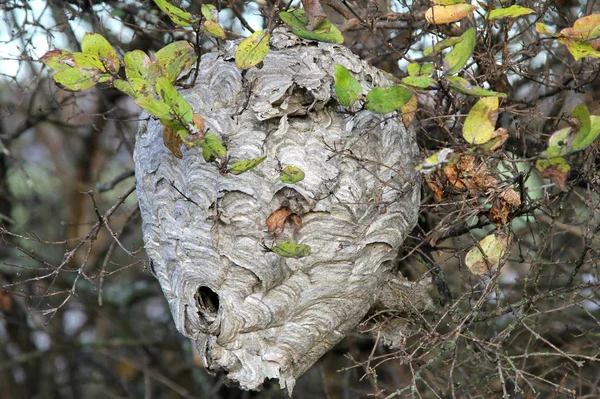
[135,29,421,393]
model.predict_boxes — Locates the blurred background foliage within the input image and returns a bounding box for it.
[1,0,600,398]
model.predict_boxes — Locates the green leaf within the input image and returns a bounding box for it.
[200,134,227,161]
[279,9,343,44]
[562,39,600,60]
[113,79,136,98]
[235,30,270,69]
[81,33,119,73]
[333,64,362,106]
[123,50,152,80]
[203,20,226,39]
[402,76,436,88]
[571,104,592,151]
[444,27,475,74]
[201,4,219,22]
[134,97,173,120]
[271,241,311,258]
[488,5,535,20]
[154,41,198,82]
[366,86,413,114]
[152,0,198,27]
[279,165,305,184]
[53,68,109,91]
[407,62,434,76]
[40,49,73,72]
[423,36,464,57]
[465,233,511,275]
[230,156,267,175]
[155,76,194,125]
[579,115,600,150]
[547,127,571,152]
[446,76,507,97]
[536,22,555,36]
[463,97,499,145]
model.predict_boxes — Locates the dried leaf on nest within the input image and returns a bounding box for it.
[266,207,302,235]
[163,126,183,159]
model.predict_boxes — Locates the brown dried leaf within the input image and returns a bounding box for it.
[267,207,293,235]
[443,164,468,190]
[488,201,511,226]
[193,114,205,132]
[456,155,475,173]
[471,174,498,188]
[499,188,521,206]
[484,127,509,151]
[0,290,12,312]
[401,95,418,128]
[163,126,183,159]
[425,174,445,201]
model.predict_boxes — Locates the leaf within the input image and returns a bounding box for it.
[547,127,571,152]
[303,0,327,31]
[154,41,198,82]
[415,148,455,173]
[575,115,600,151]
[570,14,600,40]
[40,49,72,72]
[53,68,109,91]
[334,64,362,106]
[81,33,119,74]
[571,104,592,151]
[488,5,535,20]
[203,20,226,39]
[200,134,226,161]
[463,97,499,145]
[366,86,413,114]
[432,0,465,4]
[201,4,219,22]
[425,4,477,24]
[279,9,344,44]
[402,76,436,88]
[465,232,511,275]
[446,76,507,97]
[535,147,570,191]
[536,22,555,36]
[423,36,464,56]
[113,79,136,98]
[152,0,198,27]
[134,97,173,121]
[123,50,152,80]
[230,156,266,175]
[271,241,311,258]
[192,114,205,132]
[155,76,194,125]
[235,30,270,69]
[562,39,600,60]
[163,126,184,159]
[479,127,509,151]
[407,62,434,76]
[444,27,476,74]
[266,206,294,235]
[401,95,418,128]
[280,165,305,184]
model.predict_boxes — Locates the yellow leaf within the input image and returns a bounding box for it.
[425,4,477,24]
